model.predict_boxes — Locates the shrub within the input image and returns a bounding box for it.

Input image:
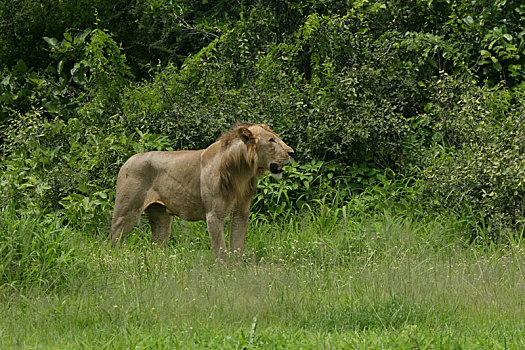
[424,78,525,237]
[1,27,132,125]
[122,12,436,172]
[252,159,387,218]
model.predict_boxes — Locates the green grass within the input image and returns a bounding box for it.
[2,200,525,348]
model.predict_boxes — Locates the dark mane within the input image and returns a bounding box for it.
[218,126,244,149]
[217,124,258,201]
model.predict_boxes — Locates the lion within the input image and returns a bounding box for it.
[109,122,294,260]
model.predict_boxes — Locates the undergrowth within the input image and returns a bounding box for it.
[2,184,525,348]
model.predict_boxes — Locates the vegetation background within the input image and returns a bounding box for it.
[1,0,525,348]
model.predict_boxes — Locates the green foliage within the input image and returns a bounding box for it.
[442,0,525,86]
[82,29,133,108]
[0,0,235,79]
[0,0,100,71]
[123,11,431,169]
[1,0,525,242]
[0,111,171,234]
[253,160,339,218]
[1,28,131,123]
[424,78,525,237]
[253,159,386,218]
[0,30,90,121]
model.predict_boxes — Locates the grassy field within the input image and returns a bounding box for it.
[2,199,525,349]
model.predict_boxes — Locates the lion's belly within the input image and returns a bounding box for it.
[166,201,206,221]
[155,182,206,221]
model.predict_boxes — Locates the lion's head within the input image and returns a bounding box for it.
[223,122,294,181]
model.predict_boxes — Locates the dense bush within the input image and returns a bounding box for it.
[1,0,524,240]
[252,158,391,221]
[0,0,244,79]
[424,77,525,236]
[0,27,131,125]
[122,12,433,169]
[121,1,523,171]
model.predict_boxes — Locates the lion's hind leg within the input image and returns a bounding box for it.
[145,203,173,247]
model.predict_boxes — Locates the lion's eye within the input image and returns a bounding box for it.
[269,138,276,143]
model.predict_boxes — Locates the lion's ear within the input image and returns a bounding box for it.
[238,126,253,144]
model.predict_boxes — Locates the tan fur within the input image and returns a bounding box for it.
[109,123,294,261]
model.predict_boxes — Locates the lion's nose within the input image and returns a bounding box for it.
[287,149,294,157]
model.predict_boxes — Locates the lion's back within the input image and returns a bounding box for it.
[116,150,202,190]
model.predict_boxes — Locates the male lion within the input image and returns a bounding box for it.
[109,122,294,260]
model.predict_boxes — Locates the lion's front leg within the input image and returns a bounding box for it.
[205,212,228,261]
[229,202,250,261]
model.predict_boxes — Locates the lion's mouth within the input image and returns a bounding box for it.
[269,162,290,180]
[270,163,283,175]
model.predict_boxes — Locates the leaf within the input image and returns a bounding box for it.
[42,98,59,113]
[26,75,44,87]
[57,60,64,75]
[503,34,512,41]
[1,74,10,86]
[488,39,499,50]
[78,28,91,44]
[424,102,434,113]
[480,50,491,58]
[463,16,474,25]
[43,36,58,48]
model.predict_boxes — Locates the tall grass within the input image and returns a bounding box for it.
[0,204,86,291]
[2,193,525,348]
